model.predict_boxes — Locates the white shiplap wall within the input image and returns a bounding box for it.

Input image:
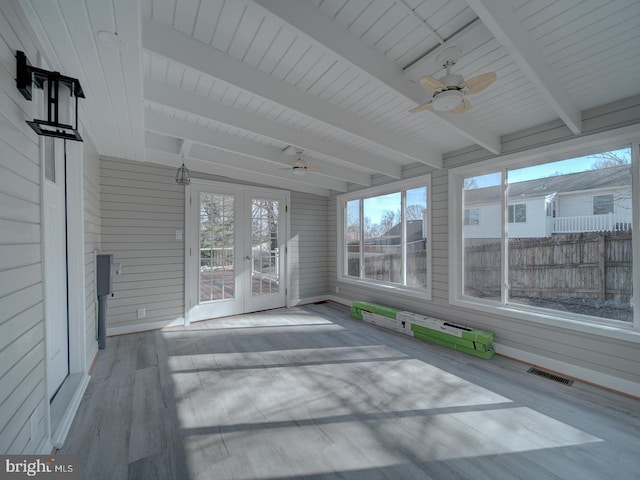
[289,191,329,304]
[99,158,330,334]
[329,95,640,395]
[100,157,185,333]
[83,136,100,368]
[0,3,47,453]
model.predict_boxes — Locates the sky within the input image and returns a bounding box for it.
[348,187,427,225]
[351,148,631,227]
[469,148,631,188]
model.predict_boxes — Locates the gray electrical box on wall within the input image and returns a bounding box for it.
[96,254,114,350]
[96,254,113,296]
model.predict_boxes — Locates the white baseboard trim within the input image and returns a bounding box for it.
[288,295,353,308]
[108,317,185,336]
[51,373,91,449]
[288,295,329,307]
[495,343,640,398]
[36,437,53,455]
[325,295,352,307]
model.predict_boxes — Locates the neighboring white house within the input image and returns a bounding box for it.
[463,166,632,238]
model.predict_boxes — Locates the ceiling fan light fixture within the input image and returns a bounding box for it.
[292,166,306,176]
[431,90,463,111]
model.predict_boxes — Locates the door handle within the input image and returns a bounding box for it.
[245,255,251,260]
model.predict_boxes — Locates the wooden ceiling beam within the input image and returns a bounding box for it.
[252,0,500,155]
[143,18,437,166]
[144,78,390,180]
[466,0,582,135]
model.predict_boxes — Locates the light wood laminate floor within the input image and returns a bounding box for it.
[58,302,640,479]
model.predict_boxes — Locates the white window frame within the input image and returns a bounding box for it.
[593,194,614,215]
[508,203,527,223]
[464,207,480,225]
[449,125,640,342]
[337,175,432,300]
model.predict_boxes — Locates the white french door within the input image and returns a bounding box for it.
[187,181,288,322]
[43,137,69,400]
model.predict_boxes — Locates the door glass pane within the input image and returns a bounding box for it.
[363,192,401,283]
[44,137,55,182]
[251,198,279,296]
[506,149,633,322]
[199,193,234,302]
[405,186,428,288]
[462,172,502,301]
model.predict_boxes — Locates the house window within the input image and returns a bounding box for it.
[452,145,635,328]
[464,208,480,225]
[338,175,431,296]
[593,194,614,214]
[508,204,526,223]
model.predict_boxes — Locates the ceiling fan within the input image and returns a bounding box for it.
[283,149,320,176]
[410,46,496,114]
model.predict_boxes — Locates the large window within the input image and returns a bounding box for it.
[339,176,431,297]
[453,144,637,330]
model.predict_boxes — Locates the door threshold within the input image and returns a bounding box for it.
[50,373,90,449]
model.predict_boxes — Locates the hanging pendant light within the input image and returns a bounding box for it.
[175,155,191,185]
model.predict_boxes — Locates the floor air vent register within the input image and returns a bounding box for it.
[527,367,574,386]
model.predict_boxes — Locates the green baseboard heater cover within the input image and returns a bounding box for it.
[350,301,402,320]
[351,301,495,359]
[412,332,495,360]
[399,312,494,346]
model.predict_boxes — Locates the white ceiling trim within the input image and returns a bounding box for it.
[146,148,331,197]
[144,78,392,179]
[145,112,350,192]
[142,18,436,167]
[394,0,445,45]
[111,0,146,162]
[179,139,193,156]
[252,0,500,155]
[403,19,491,82]
[145,130,181,154]
[20,0,146,161]
[17,0,120,158]
[188,144,347,192]
[466,0,582,135]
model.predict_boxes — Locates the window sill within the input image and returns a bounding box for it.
[338,276,432,301]
[450,296,640,344]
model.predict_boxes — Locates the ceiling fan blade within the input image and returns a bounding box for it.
[462,72,497,94]
[419,75,446,93]
[449,98,471,114]
[307,166,321,173]
[409,102,433,113]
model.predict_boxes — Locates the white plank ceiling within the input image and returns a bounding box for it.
[15,0,640,196]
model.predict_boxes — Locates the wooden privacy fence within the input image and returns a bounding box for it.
[348,240,427,285]
[464,231,632,302]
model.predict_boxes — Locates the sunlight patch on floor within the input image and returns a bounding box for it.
[160,310,603,479]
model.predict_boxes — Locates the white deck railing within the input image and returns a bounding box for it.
[552,213,632,233]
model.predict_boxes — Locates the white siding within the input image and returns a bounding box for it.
[0,2,47,453]
[559,187,632,217]
[329,96,640,393]
[464,203,501,239]
[100,157,185,332]
[506,197,548,238]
